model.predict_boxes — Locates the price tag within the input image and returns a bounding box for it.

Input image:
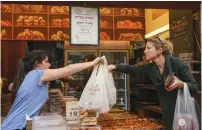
[66,101,79,120]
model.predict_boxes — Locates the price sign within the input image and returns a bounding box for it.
[66,101,79,120]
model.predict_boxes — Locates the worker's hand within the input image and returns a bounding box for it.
[165,76,184,92]
[107,64,116,71]
[91,57,104,66]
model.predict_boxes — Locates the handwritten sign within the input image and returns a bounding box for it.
[70,6,99,45]
[66,101,79,120]
[169,10,194,55]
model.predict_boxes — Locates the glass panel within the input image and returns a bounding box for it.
[66,51,96,99]
[100,51,128,110]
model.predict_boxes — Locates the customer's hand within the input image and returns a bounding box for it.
[91,57,103,66]
[107,64,116,71]
[165,76,184,92]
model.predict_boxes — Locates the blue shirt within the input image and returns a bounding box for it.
[1,70,48,130]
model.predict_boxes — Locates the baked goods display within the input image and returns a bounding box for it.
[117,20,143,28]
[100,32,110,40]
[98,109,163,130]
[50,6,69,13]
[52,18,69,27]
[179,53,194,60]
[51,31,69,40]
[2,5,144,41]
[16,15,46,26]
[119,33,143,41]
[80,109,97,117]
[16,29,45,40]
[1,20,12,26]
[100,20,110,28]
[100,8,111,15]
[119,8,140,16]
[21,4,43,12]
[1,4,11,12]
[80,117,97,126]
[47,89,64,114]
[1,29,7,39]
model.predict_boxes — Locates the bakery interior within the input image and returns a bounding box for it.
[1,1,201,130]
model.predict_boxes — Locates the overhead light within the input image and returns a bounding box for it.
[144,24,169,39]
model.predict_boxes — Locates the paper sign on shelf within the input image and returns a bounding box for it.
[66,101,79,120]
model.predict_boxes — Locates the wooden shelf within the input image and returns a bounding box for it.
[14,25,48,28]
[144,106,162,114]
[49,13,69,15]
[114,15,145,18]
[13,12,48,15]
[115,28,145,30]
[135,101,159,105]
[1,26,13,27]
[49,26,69,29]
[100,15,114,17]
[1,39,13,40]
[13,39,65,41]
[100,27,113,29]
[1,11,12,13]
[119,40,145,42]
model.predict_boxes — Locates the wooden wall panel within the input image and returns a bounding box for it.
[1,40,25,92]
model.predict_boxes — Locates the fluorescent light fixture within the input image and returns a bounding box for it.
[145,24,169,39]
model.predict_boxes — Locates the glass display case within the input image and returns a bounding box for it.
[99,50,129,110]
[64,50,97,99]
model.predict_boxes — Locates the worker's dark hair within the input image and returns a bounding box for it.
[84,54,96,62]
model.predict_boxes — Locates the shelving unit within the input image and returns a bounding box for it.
[2,4,145,42]
[100,7,145,41]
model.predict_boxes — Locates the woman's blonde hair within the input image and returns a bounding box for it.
[146,37,173,55]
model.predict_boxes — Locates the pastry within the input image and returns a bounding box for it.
[1,29,7,39]
[100,8,111,15]
[120,8,127,15]
[133,8,140,16]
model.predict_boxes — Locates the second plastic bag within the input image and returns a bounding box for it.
[172,83,199,130]
[79,56,116,113]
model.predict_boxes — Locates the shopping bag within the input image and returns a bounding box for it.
[102,56,116,109]
[79,63,109,113]
[173,83,199,130]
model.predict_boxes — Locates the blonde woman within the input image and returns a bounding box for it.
[108,37,200,130]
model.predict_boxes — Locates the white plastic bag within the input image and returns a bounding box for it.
[102,56,116,109]
[173,83,199,130]
[79,56,116,113]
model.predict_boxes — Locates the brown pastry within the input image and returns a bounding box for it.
[33,16,38,20]
[117,21,124,28]
[100,8,111,15]
[38,16,43,21]
[134,33,142,40]
[80,109,88,117]
[57,31,64,39]
[1,29,7,39]
[63,34,69,40]
[120,8,127,15]
[127,9,133,16]
[133,8,140,16]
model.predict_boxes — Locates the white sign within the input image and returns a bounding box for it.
[70,6,99,45]
[66,101,79,120]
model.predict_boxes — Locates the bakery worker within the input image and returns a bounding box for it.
[107,37,201,130]
[83,54,96,87]
[1,50,103,130]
